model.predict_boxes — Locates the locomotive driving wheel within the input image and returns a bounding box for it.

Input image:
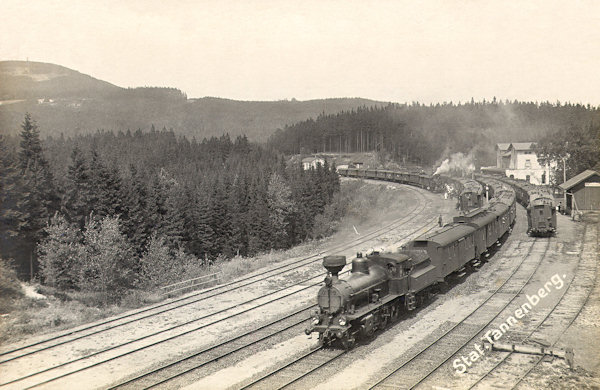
[379,314,388,330]
[341,336,355,350]
[390,305,399,322]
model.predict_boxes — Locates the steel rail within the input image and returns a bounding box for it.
[7,204,437,388]
[508,224,598,390]
[108,306,312,389]
[0,184,428,363]
[238,347,346,390]
[367,234,549,390]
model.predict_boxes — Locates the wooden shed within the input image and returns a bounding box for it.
[559,169,600,212]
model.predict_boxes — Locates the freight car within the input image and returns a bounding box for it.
[307,170,516,348]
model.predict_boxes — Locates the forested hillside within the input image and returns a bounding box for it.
[1,115,341,302]
[0,61,387,141]
[269,101,600,167]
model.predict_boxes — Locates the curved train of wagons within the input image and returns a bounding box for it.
[304,168,557,348]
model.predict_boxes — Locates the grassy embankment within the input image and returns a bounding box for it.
[0,179,406,344]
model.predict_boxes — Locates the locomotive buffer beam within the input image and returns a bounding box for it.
[484,341,574,369]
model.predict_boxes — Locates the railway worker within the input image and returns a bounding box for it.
[438,215,443,227]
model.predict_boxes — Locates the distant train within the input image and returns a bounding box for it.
[338,167,555,236]
[481,175,556,236]
[306,169,516,348]
[338,168,483,213]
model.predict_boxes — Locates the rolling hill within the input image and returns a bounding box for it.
[0,61,388,141]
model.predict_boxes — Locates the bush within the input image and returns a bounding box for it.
[38,213,83,289]
[78,217,135,305]
[139,233,176,288]
[0,258,23,313]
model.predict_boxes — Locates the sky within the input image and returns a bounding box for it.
[2,0,600,104]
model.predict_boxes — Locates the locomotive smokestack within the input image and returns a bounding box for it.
[323,255,346,282]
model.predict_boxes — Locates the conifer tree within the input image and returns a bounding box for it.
[64,147,92,229]
[122,165,150,256]
[267,172,295,249]
[0,136,20,261]
[158,170,186,249]
[247,177,272,254]
[88,149,125,219]
[182,181,215,262]
[208,176,231,256]
[15,114,59,276]
[227,173,249,257]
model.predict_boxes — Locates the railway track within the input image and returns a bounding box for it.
[105,207,446,389]
[406,222,598,390]
[503,224,598,390]
[0,185,428,365]
[172,219,527,390]
[366,236,552,390]
[109,306,313,389]
[239,347,346,390]
[1,184,444,389]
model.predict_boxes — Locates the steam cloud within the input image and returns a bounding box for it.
[434,152,475,176]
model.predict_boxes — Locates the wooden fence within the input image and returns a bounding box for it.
[159,272,222,296]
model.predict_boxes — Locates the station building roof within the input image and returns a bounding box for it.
[510,142,536,151]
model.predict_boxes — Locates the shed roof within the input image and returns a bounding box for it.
[496,143,510,151]
[559,169,600,190]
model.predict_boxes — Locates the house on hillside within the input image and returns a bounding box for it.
[495,142,551,185]
[559,169,600,213]
[302,156,325,170]
[350,158,365,169]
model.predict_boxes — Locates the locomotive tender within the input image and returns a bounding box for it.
[457,179,484,213]
[306,169,516,348]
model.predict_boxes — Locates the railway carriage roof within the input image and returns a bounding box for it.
[454,207,496,226]
[416,224,476,247]
[468,211,497,227]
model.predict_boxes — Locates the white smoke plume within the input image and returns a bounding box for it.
[434,152,475,176]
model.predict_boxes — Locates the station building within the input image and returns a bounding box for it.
[495,142,552,185]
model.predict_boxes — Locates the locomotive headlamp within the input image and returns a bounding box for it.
[338,316,347,326]
[312,317,320,326]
